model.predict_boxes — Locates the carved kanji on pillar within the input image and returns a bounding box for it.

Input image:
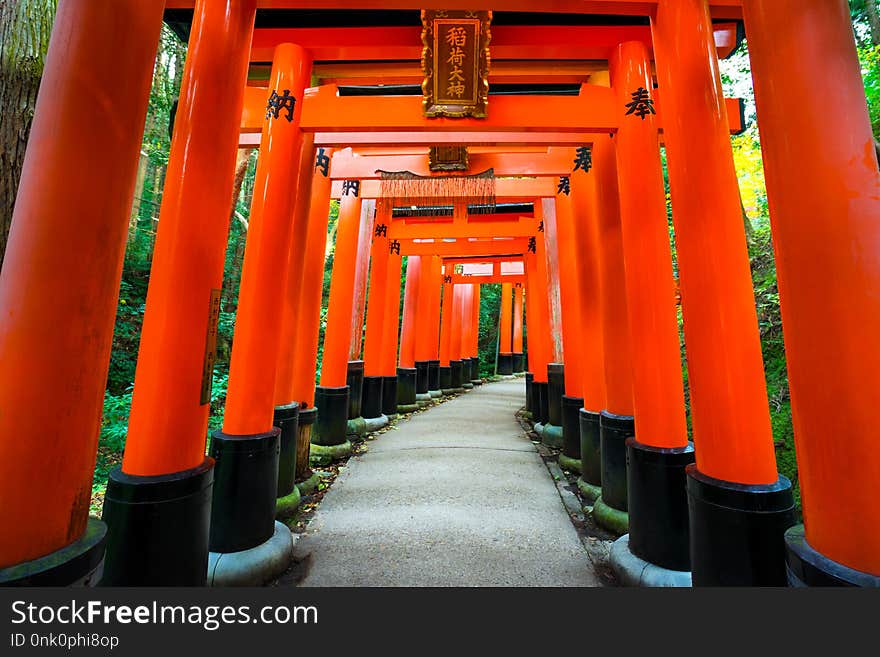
[315,147,330,177]
[342,179,361,197]
[266,89,296,122]
[557,176,571,196]
[573,146,593,172]
[625,87,656,120]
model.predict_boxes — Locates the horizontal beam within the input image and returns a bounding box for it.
[240,85,743,135]
[399,238,528,257]
[389,216,538,239]
[165,1,743,20]
[330,149,575,179]
[443,255,524,265]
[330,178,556,199]
[449,274,525,285]
[244,23,739,65]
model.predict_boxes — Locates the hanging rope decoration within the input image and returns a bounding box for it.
[377,168,496,214]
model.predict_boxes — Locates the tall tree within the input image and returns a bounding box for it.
[0,0,57,270]
[852,0,880,46]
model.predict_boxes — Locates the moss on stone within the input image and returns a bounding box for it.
[275,486,302,519]
[558,454,582,474]
[541,423,564,449]
[577,477,602,503]
[309,440,353,466]
[593,496,629,535]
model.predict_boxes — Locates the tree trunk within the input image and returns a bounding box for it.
[0,0,58,270]
[866,0,880,46]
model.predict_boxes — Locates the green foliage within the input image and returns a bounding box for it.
[478,284,502,377]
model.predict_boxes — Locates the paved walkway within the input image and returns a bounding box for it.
[289,379,600,586]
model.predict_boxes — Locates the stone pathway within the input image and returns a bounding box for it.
[287,379,601,587]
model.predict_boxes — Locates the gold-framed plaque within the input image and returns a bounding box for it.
[421,10,491,118]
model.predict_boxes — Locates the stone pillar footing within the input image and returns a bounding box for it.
[687,466,795,586]
[610,534,692,587]
[99,458,214,586]
[207,521,292,587]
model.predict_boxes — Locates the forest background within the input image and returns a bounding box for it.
[1,2,878,513]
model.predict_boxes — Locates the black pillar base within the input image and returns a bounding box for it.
[561,396,584,460]
[314,385,350,446]
[381,376,398,416]
[415,360,430,394]
[784,525,880,587]
[600,411,634,513]
[450,360,463,388]
[547,363,565,426]
[534,381,549,424]
[461,357,472,383]
[428,359,440,391]
[627,439,695,572]
[512,352,525,373]
[346,360,364,420]
[525,372,534,413]
[0,518,107,586]
[438,366,452,391]
[361,375,384,419]
[470,357,482,383]
[209,429,280,554]
[498,352,514,375]
[687,467,796,586]
[579,409,603,499]
[396,367,417,405]
[273,403,300,498]
[99,458,213,586]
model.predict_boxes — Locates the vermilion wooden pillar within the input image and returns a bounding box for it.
[272,134,316,501]
[512,284,525,373]
[469,282,482,382]
[439,277,456,391]
[0,0,165,585]
[449,284,466,390]
[314,189,363,456]
[273,135,316,411]
[413,255,434,396]
[102,0,256,586]
[569,145,608,504]
[653,0,794,585]
[427,256,443,393]
[744,0,880,586]
[345,198,375,426]
[611,41,694,574]
[497,282,515,375]
[379,222,403,416]
[554,185,586,471]
[211,44,312,557]
[591,129,635,534]
[397,256,420,410]
[362,202,391,420]
[292,148,335,477]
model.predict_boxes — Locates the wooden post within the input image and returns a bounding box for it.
[653,0,794,585]
[0,0,165,584]
[103,0,257,585]
[744,0,880,584]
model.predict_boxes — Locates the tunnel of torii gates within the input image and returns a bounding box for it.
[0,0,878,590]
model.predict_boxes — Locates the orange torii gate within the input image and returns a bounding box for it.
[0,0,876,593]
